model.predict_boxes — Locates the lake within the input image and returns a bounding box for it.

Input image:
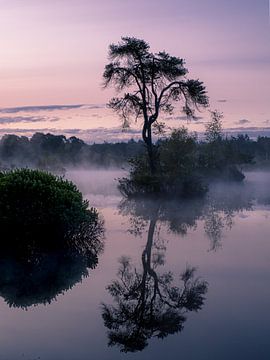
[0,170,269,359]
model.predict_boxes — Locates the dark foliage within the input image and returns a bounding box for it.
[0,133,144,171]
[118,128,208,198]
[117,108,263,199]
[0,169,104,308]
[0,169,103,252]
[0,131,269,173]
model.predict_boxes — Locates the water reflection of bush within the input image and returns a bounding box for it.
[102,183,253,352]
[0,219,104,309]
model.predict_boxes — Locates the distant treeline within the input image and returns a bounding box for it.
[0,133,144,171]
[0,132,270,171]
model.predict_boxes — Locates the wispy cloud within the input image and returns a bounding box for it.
[225,126,270,131]
[83,104,106,110]
[0,116,59,124]
[0,104,105,114]
[217,99,228,103]
[0,128,56,134]
[164,115,204,121]
[234,119,250,125]
[223,127,270,139]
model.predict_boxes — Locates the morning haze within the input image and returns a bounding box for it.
[0,1,269,360]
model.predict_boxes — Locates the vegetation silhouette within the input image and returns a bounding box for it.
[103,36,208,175]
[0,169,104,308]
[199,111,247,181]
[0,132,145,171]
[119,127,208,198]
[0,131,270,172]
[118,112,253,198]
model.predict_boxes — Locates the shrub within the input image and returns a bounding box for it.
[119,128,208,199]
[0,168,104,307]
[0,168,104,253]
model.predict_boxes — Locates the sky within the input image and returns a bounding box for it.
[0,0,269,142]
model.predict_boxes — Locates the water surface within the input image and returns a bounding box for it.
[0,170,269,359]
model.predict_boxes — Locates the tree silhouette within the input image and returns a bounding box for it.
[103,37,208,173]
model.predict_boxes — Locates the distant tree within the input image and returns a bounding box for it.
[159,128,202,194]
[30,132,66,156]
[103,37,209,173]
[205,110,223,143]
[0,134,30,164]
[256,136,270,161]
[201,111,225,172]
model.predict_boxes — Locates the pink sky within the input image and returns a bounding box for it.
[0,0,269,140]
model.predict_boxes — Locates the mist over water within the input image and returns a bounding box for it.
[66,168,125,208]
[66,168,270,211]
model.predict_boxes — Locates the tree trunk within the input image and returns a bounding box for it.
[142,121,156,175]
[146,125,156,174]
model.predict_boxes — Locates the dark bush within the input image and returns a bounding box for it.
[119,128,208,199]
[0,169,104,307]
[0,169,103,252]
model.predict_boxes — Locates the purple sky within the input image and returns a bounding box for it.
[0,0,269,140]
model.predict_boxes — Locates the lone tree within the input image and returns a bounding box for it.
[103,36,209,173]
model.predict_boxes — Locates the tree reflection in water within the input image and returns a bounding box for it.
[102,183,253,352]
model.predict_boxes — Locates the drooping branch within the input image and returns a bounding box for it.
[108,93,143,127]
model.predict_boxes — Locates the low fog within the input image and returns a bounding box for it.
[66,168,126,208]
[64,167,270,212]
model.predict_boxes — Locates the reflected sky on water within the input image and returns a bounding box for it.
[0,170,270,359]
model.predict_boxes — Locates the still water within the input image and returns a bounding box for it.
[0,170,269,359]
